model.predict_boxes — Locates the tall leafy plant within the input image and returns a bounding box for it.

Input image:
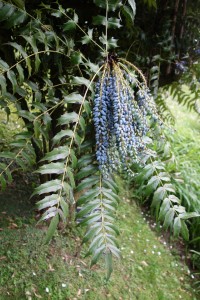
[0,0,199,277]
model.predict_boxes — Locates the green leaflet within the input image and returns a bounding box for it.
[40,146,69,162]
[76,175,99,192]
[81,29,93,45]
[127,0,136,16]
[40,207,58,221]
[70,150,78,169]
[60,198,69,218]
[181,220,189,241]
[77,189,100,206]
[7,70,18,93]
[37,162,65,175]
[58,112,79,126]
[75,165,98,180]
[151,186,167,208]
[52,130,74,145]
[90,245,105,267]
[8,42,32,76]
[0,174,7,190]
[0,59,9,71]
[0,74,7,95]
[147,175,161,190]
[121,6,134,25]
[70,52,82,65]
[73,76,93,91]
[0,152,16,159]
[44,213,59,244]
[63,93,82,104]
[18,110,35,122]
[63,20,76,31]
[159,198,170,221]
[173,217,181,237]
[143,0,157,9]
[163,208,175,230]
[36,194,59,210]
[0,4,15,21]
[32,179,62,196]
[179,212,200,220]
[22,35,41,71]
[66,167,75,188]
[76,201,100,219]
[77,154,95,168]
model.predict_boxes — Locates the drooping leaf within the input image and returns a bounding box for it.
[105,251,113,280]
[181,220,189,241]
[76,165,97,180]
[163,207,175,230]
[70,52,82,65]
[73,76,92,90]
[7,70,18,93]
[159,198,170,221]
[58,112,78,126]
[63,20,76,31]
[44,213,59,244]
[40,146,69,162]
[60,198,69,218]
[66,167,75,188]
[180,212,200,220]
[173,217,181,237]
[127,0,136,16]
[36,194,59,210]
[32,179,62,196]
[81,28,93,45]
[8,42,32,76]
[63,93,82,104]
[52,130,74,145]
[37,162,65,175]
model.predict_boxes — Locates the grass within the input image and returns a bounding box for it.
[165,97,200,216]
[166,97,200,185]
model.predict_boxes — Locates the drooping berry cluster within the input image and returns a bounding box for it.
[93,56,160,174]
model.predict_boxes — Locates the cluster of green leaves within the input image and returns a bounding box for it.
[131,139,200,241]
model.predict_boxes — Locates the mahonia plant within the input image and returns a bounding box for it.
[76,53,161,278]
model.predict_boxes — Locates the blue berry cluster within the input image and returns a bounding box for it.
[93,59,159,174]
